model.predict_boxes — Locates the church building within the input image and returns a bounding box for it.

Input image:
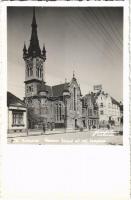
[23,9,83,130]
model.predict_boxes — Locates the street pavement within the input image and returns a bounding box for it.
[8,129,123,145]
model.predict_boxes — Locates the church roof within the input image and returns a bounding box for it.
[52,83,69,97]
[7,92,26,108]
[38,82,70,98]
[37,82,53,96]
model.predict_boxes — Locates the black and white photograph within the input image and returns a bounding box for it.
[0,3,129,200]
[7,6,123,145]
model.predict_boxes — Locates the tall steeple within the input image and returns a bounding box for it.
[28,8,42,58]
[23,8,47,98]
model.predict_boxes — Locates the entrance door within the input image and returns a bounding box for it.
[75,119,77,128]
[83,120,86,128]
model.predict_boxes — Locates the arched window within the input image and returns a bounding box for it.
[56,104,58,121]
[74,87,76,111]
[56,103,62,121]
[59,104,62,121]
[30,67,33,76]
[27,68,30,77]
[29,68,31,76]
[40,68,42,78]
[38,68,39,77]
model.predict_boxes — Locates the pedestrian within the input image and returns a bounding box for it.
[43,123,46,134]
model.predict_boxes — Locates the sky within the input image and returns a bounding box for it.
[7,7,123,101]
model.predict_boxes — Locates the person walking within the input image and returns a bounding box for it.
[43,123,46,134]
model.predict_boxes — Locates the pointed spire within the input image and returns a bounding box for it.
[65,78,67,83]
[28,8,41,57]
[42,44,46,60]
[72,70,76,80]
[23,42,27,58]
[23,42,27,53]
[32,7,37,27]
[73,70,75,78]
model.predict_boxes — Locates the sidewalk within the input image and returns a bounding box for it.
[8,128,89,138]
[7,128,120,138]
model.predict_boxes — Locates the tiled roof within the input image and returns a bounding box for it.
[38,82,70,97]
[46,85,53,96]
[37,82,53,97]
[52,83,69,97]
[7,92,26,107]
[94,90,120,107]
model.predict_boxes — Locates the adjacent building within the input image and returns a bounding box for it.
[7,92,27,133]
[93,86,121,128]
[82,93,99,129]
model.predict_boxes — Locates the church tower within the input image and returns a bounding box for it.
[23,8,46,98]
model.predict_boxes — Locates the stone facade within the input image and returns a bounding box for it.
[23,9,84,130]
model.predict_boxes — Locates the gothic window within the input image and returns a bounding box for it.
[27,68,30,77]
[12,112,24,126]
[56,104,58,121]
[36,67,38,77]
[36,67,39,77]
[38,68,40,78]
[38,68,39,77]
[88,108,92,116]
[59,104,62,121]
[30,67,33,76]
[56,103,62,121]
[40,68,41,78]
[73,87,76,111]
[39,68,41,78]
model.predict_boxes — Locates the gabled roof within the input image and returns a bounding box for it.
[111,97,120,106]
[94,90,120,107]
[7,92,26,108]
[83,92,98,108]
